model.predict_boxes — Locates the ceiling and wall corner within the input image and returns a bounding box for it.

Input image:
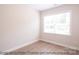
[28,4,62,11]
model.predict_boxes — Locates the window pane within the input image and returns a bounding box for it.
[43,12,71,35]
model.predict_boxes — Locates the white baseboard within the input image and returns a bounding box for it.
[3,39,79,52]
[40,39,79,50]
[3,39,39,52]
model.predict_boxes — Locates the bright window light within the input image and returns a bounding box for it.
[43,12,71,35]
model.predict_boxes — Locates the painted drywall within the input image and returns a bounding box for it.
[40,4,79,50]
[0,5,40,51]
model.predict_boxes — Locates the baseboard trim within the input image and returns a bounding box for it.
[40,39,79,50]
[3,39,79,52]
[3,39,39,52]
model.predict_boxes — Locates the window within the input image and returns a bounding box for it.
[43,12,71,35]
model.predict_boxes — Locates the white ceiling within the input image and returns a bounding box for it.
[29,4,62,11]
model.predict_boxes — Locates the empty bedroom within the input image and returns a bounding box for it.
[0,4,79,55]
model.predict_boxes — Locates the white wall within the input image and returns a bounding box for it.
[0,18,2,51]
[0,5,40,51]
[40,4,79,50]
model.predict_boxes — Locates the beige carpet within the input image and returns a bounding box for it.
[6,40,79,55]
